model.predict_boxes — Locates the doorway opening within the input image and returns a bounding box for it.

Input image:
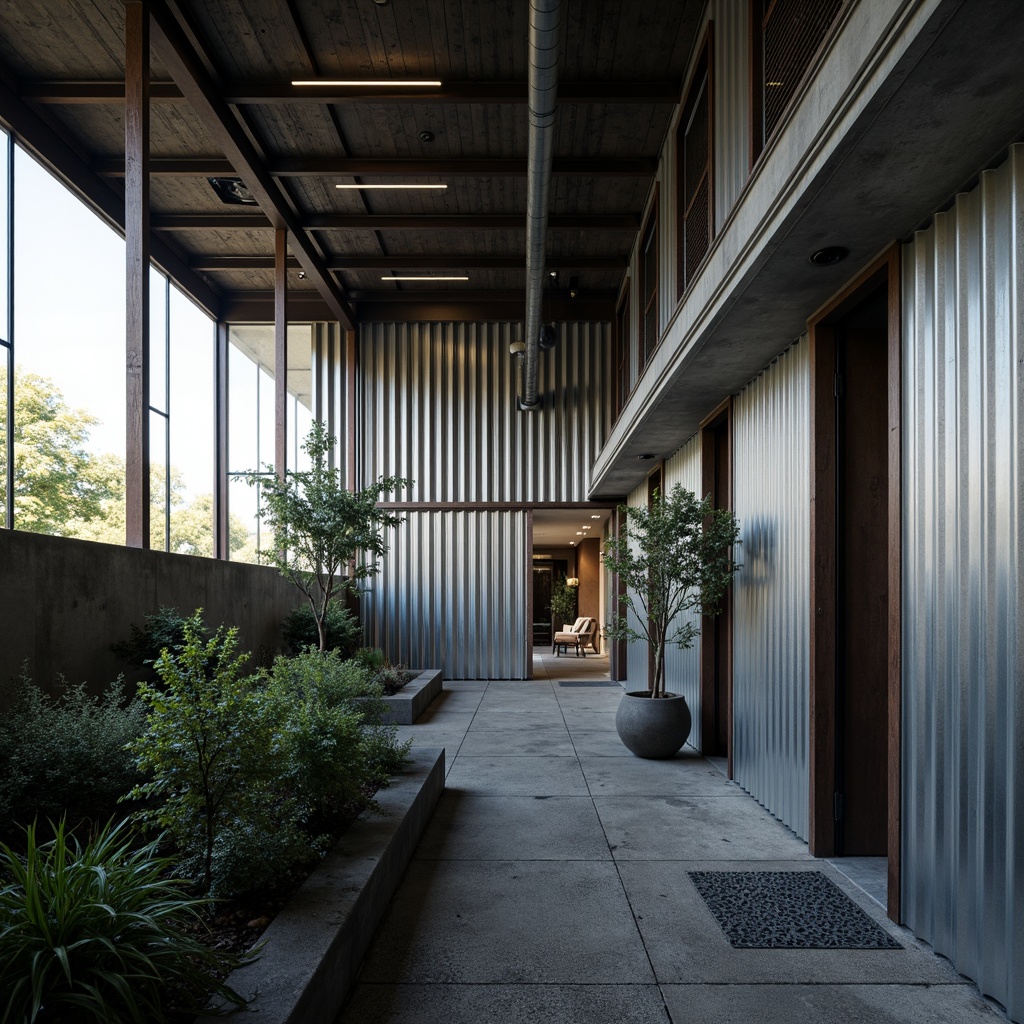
[531,557,568,647]
[700,399,733,773]
[809,247,901,921]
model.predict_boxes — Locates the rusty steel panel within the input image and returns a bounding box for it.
[901,144,1023,1021]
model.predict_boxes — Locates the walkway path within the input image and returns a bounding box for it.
[338,657,1004,1023]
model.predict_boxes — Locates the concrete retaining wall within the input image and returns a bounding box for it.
[0,529,301,698]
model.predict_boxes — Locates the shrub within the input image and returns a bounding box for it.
[0,672,145,839]
[281,600,362,657]
[127,611,308,897]
[110,606,201,671]
[0,818,250,1023]
[352,646,386,673]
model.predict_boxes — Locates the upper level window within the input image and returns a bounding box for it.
[612,280,630,422]
[638,199,659,372]
[677,29,713,298]
[752,0,845,160]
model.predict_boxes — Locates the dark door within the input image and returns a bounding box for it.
[532,559,567,645]
[835,308,889,855]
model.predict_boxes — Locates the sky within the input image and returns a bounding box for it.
[13,144,216,501]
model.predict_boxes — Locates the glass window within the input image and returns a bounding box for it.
[1,128,11,528]
[12,146,125,538]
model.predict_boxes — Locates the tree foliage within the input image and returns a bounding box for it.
[247,422,410,650]
[0,365,120,534]
[602,485,741,698]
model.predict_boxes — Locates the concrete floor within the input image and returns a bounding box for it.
[337,654,1006,1023]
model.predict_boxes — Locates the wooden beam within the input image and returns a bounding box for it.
[22,78,680,105]
[148,0,356,330]
[349,288,617,305]
[154,212,640,231]
[190,254,628,271]
[0,68,221,317]
[275,228,288,480]
[97,156,657,178]
[125,1,150,549]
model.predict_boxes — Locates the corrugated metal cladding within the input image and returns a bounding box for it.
[663,435,704,740]
[710,0,751,228]
[624,479,650,689]
[732,336,811,841]
[901,145,1023,1022]
[358,322,607,502]
[366,509,528,680]
[311,323,349,479]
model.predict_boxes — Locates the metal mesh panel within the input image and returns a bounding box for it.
[685,174,711,285]
[761,0,844,144]
[679,64,711,293]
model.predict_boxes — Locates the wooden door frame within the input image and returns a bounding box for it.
[808,245,902,922]
[700,396,734,777]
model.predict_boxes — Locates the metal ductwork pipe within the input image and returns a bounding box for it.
[520,0,561,410]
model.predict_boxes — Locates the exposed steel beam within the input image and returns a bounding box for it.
[154,212,640,230]
[191,254,628,271]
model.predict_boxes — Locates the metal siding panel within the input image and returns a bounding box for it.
[902,144,1023,1021]
[712,0,751,228]
[366,508,528,680]
[732,336,811,841]
[358,322,606,503]
[663,434,704,743]
[625,479,650,687]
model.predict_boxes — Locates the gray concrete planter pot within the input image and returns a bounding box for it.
[379,668,442,725]
[615,690,692,759]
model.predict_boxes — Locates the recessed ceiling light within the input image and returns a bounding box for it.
[637,453,656,461]
[384,275,469,281]
[575,531,584,535]
[335,183,447,190]
[808,246,849,267]
[582,525,591,530]
[292,79,442,87]
[590,514,601,519]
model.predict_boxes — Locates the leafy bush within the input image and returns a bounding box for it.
[348,647,412,695]
[352,645,386,673]
[110,606,200,671]
[0,672,145,839]
[127,611,308,897]
[129,616,410,899]
[281,600,362,657]
[0,818,250,1023]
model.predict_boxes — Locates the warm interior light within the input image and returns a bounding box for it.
[384,275,469,281]
[292,79,442,87]
[590,514,601,519]
[336,183,447,190]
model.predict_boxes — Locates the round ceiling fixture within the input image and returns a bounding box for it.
[808,246,849,267]
[419,130,435,142]
[637,453,656,461]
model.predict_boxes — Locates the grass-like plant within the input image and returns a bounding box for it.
[0,818,250,1023]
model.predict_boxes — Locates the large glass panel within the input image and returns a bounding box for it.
[1,129,10,527]
[168,285,215,556]
[149,409,169,551]
[150,268,168,416]
[12,146,125,538]
[287,324,313,472]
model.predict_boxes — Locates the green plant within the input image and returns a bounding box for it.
[127,611,306,896]
[603,485,741,698]
[110,606,206,671]
[549,575,578,627]
[0,672,144,838]
[281,599,362,657]
[0,818,250,1023]
[245,423,410,651]
[352,646,386,673]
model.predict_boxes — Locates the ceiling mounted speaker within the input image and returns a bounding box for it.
[538,323,556,350]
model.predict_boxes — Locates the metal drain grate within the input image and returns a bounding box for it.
[557,681,620,688]
[688,870,902,949]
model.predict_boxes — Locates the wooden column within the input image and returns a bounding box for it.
[345,327,357,491]
[125,1,150,547]
[274,228,288,479]
[214,320,229,558]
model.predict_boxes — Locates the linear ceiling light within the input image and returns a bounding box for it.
[292,79,442,87]
[383,275,469,281]
[335,183,447,190]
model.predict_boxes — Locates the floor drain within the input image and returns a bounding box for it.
[688,870,902,949]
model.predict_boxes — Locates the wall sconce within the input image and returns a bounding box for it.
[566,577,580,587]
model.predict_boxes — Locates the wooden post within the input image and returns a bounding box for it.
[125,0,150,548]
[275,227,288,480]
[214,320,229,558]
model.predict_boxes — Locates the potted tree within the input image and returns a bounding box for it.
[603,484,740,758]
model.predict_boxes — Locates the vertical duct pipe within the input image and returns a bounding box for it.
[520,0,561,410]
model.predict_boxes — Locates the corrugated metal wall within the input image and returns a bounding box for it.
[359,322,606,502]
[624,478,651,689]
[358,321,607,679]
[732,336,811,840]
[368,508,529,680]
[901,145,1023,1022]
[663,435,704,740]
[711,0,752,228]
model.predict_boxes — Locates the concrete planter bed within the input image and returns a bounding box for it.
[379,668,443,725]
[197,746,444,1024]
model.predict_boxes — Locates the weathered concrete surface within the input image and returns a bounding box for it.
[379,669,442,725]
[0,529,300,698]
[198,747,444,1024]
